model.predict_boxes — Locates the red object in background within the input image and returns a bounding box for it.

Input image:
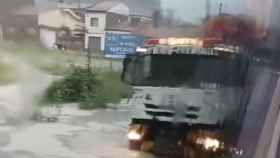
[202,37,223,48]
[205,15,267,47]
[145,39,160,45]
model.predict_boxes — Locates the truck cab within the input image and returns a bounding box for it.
[122,38,249,158]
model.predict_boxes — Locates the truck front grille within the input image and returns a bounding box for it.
[145,103,160,109]
[145,111,174,117]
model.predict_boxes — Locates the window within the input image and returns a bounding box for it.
[131,17,141,26]
[90,17,99,27]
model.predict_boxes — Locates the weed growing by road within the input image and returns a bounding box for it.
[42,66,133,109]
[0,60,16,84]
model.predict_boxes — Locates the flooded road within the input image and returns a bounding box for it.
[0,104,154,158]
[0,53,154,158]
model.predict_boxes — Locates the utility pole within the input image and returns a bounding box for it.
[206,0,210,21]
[219,2,223,15]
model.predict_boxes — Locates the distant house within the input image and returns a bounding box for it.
[0,0,160,52]
[38,6,84,49]
[124,0,159,25]
[84,1,131,53]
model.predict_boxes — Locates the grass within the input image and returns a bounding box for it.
[0,41,123,75]
[0,41,74,75]
[88,71,133,108]
[42,66,133,110]
[0,41,130,109]
[0,61,16,85]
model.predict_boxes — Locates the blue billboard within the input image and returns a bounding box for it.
[105,33,144,58]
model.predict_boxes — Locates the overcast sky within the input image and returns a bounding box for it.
[161,0,247,24]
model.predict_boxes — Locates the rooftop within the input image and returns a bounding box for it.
[86,1,129,15]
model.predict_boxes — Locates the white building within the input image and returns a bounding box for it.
[84,1,131,53]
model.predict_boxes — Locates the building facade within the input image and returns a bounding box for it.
[84,1,130,53]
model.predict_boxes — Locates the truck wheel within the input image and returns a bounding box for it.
[129,141,141,150]
[140,141,154,152]
[183,146,196,158]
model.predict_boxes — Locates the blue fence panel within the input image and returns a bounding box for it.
[105,33,144,58]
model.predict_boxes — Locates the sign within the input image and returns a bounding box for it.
[105,33,144,58]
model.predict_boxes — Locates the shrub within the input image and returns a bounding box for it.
[43,67,133,110]
[43,67,100,104]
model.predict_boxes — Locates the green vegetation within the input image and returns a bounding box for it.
[0,41,129,108]
[0,41,122,76]
[0,41,74,75]
[42,67,133,110]
[0,61,16,85]
[3,41,76,75]
[86,71,133,109]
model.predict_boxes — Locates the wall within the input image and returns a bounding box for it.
[106,13,129,29]
[85,12,106,50]
[85,12,106,34]
[40,28,56,49]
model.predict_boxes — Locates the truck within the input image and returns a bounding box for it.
[122,37,249,158]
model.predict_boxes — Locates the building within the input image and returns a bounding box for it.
[1,0,159,52]
[84,1,131,53]
[38,7,84,49]
[123,0,160,25]
[84,0,161,57]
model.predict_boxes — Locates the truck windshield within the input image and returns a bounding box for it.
[123,54,248,88]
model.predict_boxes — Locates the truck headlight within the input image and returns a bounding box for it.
[196,137,221,151]
[128,130,141,140]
